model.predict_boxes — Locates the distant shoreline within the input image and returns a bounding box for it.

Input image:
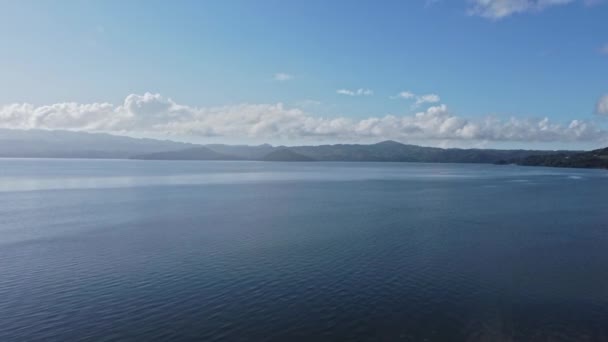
[1,156,606,171]
[1,129,605,169]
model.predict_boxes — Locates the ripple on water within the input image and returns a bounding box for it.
[1,160,608,341]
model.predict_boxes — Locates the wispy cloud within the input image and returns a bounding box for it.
[392,91,416,99]
[415,94,441,106]
[273,73,293,81]
[596,94,608,115]
[393,91,441,107]
[1,93,605,145]
[337,88,374,96]
[468,0,576,20]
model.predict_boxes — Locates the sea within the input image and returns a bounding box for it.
[0,159,607,341]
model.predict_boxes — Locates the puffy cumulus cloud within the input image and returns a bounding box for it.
[1,93,606,144]
[468,0,576,19]
[0,102,122,131]
[596,94,608,116]
[349,105,606,143]
[337,88,374,96]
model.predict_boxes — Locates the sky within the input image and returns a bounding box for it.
[0,0,607,149]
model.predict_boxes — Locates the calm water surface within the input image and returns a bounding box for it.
[0,159,607,341]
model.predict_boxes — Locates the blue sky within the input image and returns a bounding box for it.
[0,0,607,149]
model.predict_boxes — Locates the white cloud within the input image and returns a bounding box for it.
[393,91,441,107]
[468,0,576,19]
[393,91,416,99]
[596,94,608,115]
[337,88,374,96]
[1,93,606,145]
[273,73,293,81]
[337,89,354,96]
[415,94,441,106]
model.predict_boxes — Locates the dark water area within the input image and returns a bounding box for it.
[1,159,607,341]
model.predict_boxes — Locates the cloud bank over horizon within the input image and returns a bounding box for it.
[1,93,606,147]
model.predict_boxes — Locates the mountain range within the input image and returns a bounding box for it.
[133,140,578,165]
[1,129,605,169]
[0,129,194,158]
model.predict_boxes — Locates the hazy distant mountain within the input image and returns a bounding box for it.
[0,129,195,158]
[262,148,315,162]
[514,147,608,169]
[204,144,278,159]
[1,129,591,167]
[131,147,239,161]
[135,140,573,164]
[281,140,568,164]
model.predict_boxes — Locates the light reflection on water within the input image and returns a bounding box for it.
[0,159,598,192]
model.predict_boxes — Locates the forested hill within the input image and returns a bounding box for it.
[513,147,608,169]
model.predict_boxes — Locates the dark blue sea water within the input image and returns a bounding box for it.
[1,159,607,341]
